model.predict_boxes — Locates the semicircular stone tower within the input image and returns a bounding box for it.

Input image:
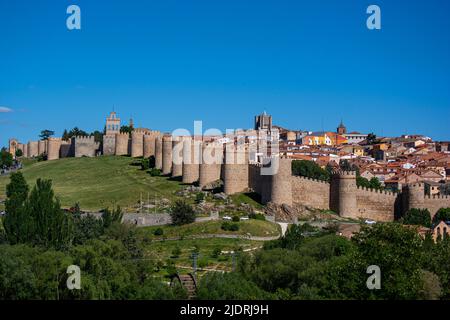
[268,157,292,205]
[332,170,358,218]
[182,138,201,184]
[223,144,249,195]
[199,142,223,189]
[404,183,425,212]
[47,138,62,161]
[38,140,47,155]
[131,130,145,158]
[171,137,184,178]
[115,132,130,156]
[28,141,39,158]
[162,135,173,175]
[143,132,158,158]
[155,136,163,170]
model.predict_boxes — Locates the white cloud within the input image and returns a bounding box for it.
[0,106,13,113]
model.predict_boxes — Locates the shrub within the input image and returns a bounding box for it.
[198,257,209,269]
[211,247,222,259]
[141,158,150,171]
[232,215,240,222]
[434,208,450,223]
[221,222,239,232]
[148,156,156,168]
[170,200,196,226]
[171,246,181,258]
[292,160,330,182]
[153,228,164,236]
[402,208,432,227]
[149,168,161,177]
[249,213,266,221]
[15,149,23,158]
[195,192,205,204]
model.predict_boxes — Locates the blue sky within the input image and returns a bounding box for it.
[1,0,450,146]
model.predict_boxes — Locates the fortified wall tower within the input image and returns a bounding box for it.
[267,157,293,206]
[8,139,18,157]
[47,138,62,161]
[143,131,159,158]
[38,140,47,155]
[223,145,249,195]
[171,137,184,178]
[155,136,163,170]
[103,134,116,156]
[182,138,201,184]
[27,141,39,158]
[162,135,173,175]
[330,170,358,219]
[402,183,450,219]
[131,129,146,158]
[18,143,27,158]
[115,132,130,156]
[199,142,223,189]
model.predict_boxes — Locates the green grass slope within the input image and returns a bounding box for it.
[0,156,184,211]
[141,219,281,239]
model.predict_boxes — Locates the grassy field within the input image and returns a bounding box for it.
[140,219,281,240]
[0,156,185,211]
[0,156,264,213]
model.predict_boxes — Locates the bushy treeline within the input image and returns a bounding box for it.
[0,172,186,300]
[291,160,383,190]
[196,223,450,300]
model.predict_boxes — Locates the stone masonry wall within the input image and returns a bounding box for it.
[103,134,116,156]
[355,187,396,221]
[291,176,330,210]
[74,136,100,158]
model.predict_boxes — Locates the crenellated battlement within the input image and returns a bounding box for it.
[74,135,96,142]
[117,132,130,138]
[356,185,397,197]
[425,194,450,200]
[331,169,357,177]
[132,128,148,135]
[291,174,330,185]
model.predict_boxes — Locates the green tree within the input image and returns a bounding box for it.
[148,156,156,168]
[25,179,74,249]
[15,149,23,158]
[339,159,358,172]
[402,208,432,227]
[170,200,196,226]
[90,130,104,143]
[433,208,450,223]
[39,130,55,140]
[369,177,382,190]
[351,223,424,299]
[72,204,104,245]
[3,172,31,244]
[292,160,330,182]
[0,148,13,167]
[101,206,123,229]
[197,272,272,300]
[367,133,377,145]
[141,158,150,170]
[120,125,133,134]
